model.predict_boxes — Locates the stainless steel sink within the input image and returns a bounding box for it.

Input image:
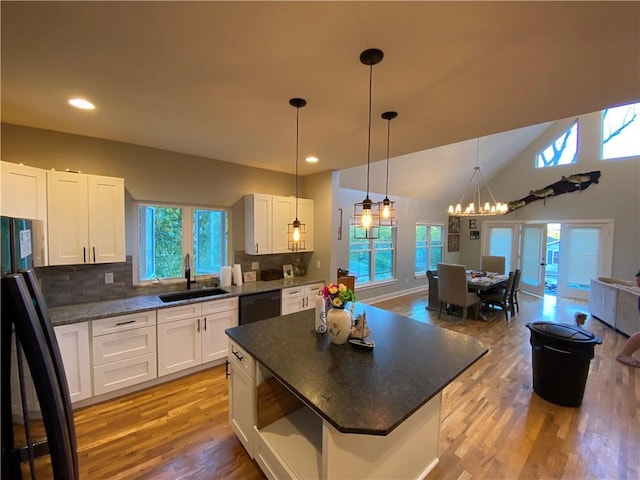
[158,288,229,303]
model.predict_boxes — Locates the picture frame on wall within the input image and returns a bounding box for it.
[470,230,480,240]
[469,219,477,229]
[448,216,461,234]
[447,234,460,252]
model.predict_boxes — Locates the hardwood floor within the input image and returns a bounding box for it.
[22,292,640,479]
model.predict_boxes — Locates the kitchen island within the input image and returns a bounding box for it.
[225,303,488,479]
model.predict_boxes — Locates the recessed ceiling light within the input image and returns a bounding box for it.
[305,156,318,163]
[68,98,95,110]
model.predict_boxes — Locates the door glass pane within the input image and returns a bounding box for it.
[522,227,543,287]
[565,227,599,290]
[193,209,228,275]
[430,226,444,270]
[415,225,427,275]
[488,227,513,273]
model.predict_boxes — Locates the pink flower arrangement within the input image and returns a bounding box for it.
[322,282,355,309]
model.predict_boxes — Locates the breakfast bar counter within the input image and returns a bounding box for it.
[225,303,487,479]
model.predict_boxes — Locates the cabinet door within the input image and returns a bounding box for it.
[245,194,272,255]
[157,317,202,376]
[54,322,92,402]
[88,175,125,263]
[229,360,255,457]
[1,161,48,221]
[201,309,237,363]
[272,195,293,254]
[47,171,89,265]
[297,198,314,252]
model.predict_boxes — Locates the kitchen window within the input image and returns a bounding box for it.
[348,225,396,285]
[136,203,229,283]
[415,223,444,276]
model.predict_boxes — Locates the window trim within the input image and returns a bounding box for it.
[600,101,640,161]
[133,201,230,286]
[535,120,578,169]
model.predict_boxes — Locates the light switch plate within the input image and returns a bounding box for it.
[105,272,114,284]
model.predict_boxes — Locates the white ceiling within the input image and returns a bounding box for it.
[2,1,639,185]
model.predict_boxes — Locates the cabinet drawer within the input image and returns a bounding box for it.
[229,340,255,379]
[201,297,238,315]
[281,287,303,299]
[157,303,202,324]
[93,352,157,396]
[92,311,157,336]
[92,326,156,366]
[304,283,324,296]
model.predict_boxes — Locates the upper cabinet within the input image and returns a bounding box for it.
[47,171,125,265]
[245,194,314,255]
[1,161,48,221]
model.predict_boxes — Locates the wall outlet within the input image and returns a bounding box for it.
[316,260,321,269]
[251,261,260,270]
[105,272,114,284]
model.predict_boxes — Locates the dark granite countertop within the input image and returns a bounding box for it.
[225,304,488,436]
[49,277,323,326]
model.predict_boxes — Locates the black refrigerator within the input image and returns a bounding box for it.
[1,217,78,479]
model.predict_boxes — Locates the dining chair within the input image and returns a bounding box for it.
[479,271,515,321]
[481,255,506,274]
[426,270,439,311]
[510,269,522,315]
[437,263,480,321]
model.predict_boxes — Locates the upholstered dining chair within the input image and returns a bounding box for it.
[481,255,506,274]
[437,263,480,321]
[479,271,515,321]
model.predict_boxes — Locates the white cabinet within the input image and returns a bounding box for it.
[228,339,255,457]
[92,311,158,396]
[54,322,92,403]
[281,283,324,315]
[245,194,272,255]
[245,194,314,255]
[1,161,48,221]
[47,170,125,265]
[157,298,238,376]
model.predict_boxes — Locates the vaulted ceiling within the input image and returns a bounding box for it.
[2,1,639,184]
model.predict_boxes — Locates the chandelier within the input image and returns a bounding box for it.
[448,138,508,216]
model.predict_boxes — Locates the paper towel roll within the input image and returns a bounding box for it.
[221,266,233,287]
[233,264,243,286]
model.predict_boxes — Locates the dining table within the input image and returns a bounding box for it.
[426,270,509,321]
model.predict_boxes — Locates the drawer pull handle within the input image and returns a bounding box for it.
[197,318,201,333]
[115,320,136,326]
[233,350,244,361]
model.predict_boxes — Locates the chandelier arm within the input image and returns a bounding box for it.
[457,168,478,206]
[476,167,500,205]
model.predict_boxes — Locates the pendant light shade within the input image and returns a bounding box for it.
[378,110,397,226]
[288,97,307,250]
[447,138,508,216]
[352,48,384,240]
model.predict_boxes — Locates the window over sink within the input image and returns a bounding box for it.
[135,203,229,284]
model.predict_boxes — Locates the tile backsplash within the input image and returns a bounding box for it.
[36,252,311,307]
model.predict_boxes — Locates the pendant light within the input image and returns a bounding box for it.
[447,138,508,216]
[352,48,384,240]
[288,97,306,251]
[378,111,397,226]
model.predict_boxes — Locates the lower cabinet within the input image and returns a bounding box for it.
[281,283,324,316]
[92,311,158,395]
[228,339,256,457]
[54,322,92,403]
[158,298,238,377]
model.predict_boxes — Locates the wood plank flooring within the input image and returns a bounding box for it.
[20,292,640,479]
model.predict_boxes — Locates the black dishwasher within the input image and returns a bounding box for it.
[238,290,282,325]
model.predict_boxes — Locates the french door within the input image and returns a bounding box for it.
[485,220,613,299]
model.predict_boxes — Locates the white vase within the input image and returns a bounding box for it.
[327,308,352,345]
